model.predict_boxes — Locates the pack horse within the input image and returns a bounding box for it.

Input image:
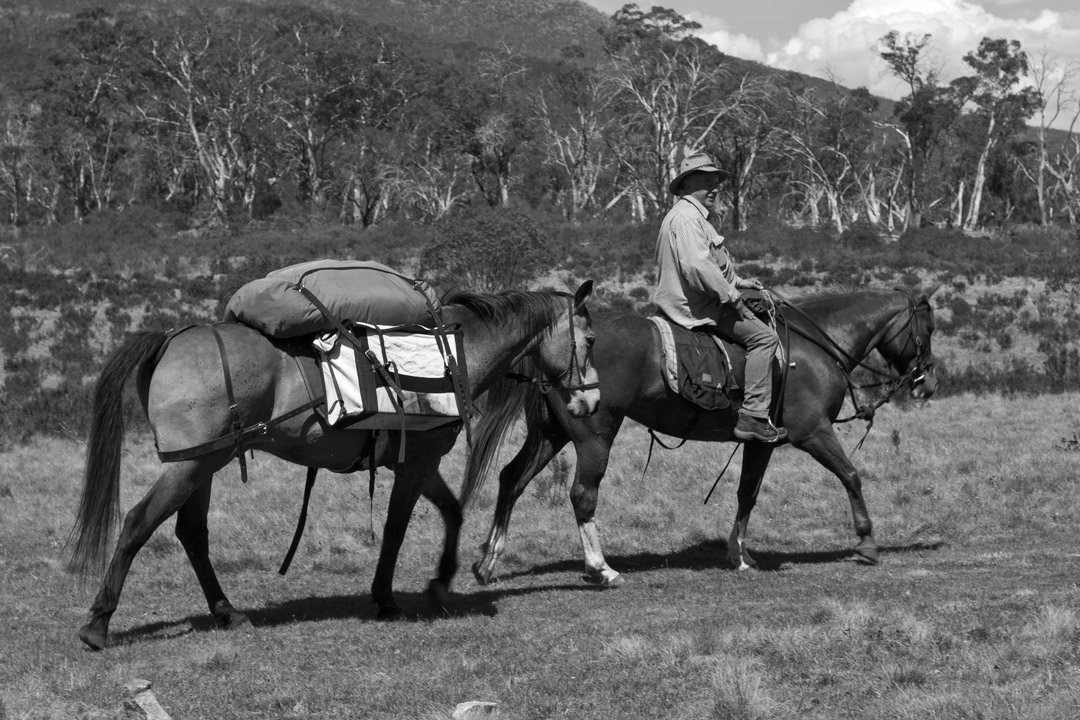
[67,264,598,650]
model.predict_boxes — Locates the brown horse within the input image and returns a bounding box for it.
[67,282,598,650]
[470,287,937,586]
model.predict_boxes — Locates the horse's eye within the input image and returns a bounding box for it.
[585,335,596,348]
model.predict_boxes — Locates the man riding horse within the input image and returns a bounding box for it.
[653,152,787,443]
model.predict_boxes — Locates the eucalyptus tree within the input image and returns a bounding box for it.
[875,31,963,230]
[1044,122,1080,226]
[1019,49,1079,227]
[264,9,374,212]
[29,7,144,222]
[327,28,423,226]
[533,46,613,220]
[135,8,279,224]
[446,44,536,208]
[951,38,1041,231]
[707,73,782,232]
[0,98,40,227]
[778,83,881,233]
[600,5,735,219]
[390,55,475,222]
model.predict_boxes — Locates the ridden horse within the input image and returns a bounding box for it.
[470,287,937,586]
[67,282,598,650]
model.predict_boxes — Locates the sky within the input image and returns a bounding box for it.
[582,0,1080,123]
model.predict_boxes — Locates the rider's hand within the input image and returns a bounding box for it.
[734,298,756,321]
[738,278,764,291]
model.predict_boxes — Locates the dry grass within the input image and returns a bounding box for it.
[2,393,1080,718]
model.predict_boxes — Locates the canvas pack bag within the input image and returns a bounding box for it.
[314,323,465,431]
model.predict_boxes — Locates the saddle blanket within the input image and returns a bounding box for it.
[314,324,463,431]
[649,316,737,411]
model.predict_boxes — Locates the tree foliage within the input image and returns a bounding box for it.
[0,2,1076,238]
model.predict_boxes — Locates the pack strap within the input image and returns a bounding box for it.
[295,285,411,462]
[156,325,324,471]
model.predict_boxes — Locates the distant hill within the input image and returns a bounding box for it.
[0,0,614,61]
[319,0,612,60]
[0,0,885,89]
[2,0,1062,150]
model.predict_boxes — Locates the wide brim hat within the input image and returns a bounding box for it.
[668,152,724,195]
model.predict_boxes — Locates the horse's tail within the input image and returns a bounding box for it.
[459,359,543,509]
[66,330,171,578]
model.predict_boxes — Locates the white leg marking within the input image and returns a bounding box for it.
[578,520,622,586]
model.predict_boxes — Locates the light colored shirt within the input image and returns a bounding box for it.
[653,195,741,329]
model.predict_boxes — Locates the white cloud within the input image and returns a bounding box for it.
[686,11,768,63]
[699,29,768,63]
[739,0,1080,102]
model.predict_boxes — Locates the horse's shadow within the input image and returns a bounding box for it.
[493,537,945,580]
[109,581,604,646]
[110,539,943,646]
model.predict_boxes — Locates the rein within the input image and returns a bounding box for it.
[771,288,933,448]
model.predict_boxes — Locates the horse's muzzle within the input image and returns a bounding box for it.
[911,370,937,399]
[566,386,601,418]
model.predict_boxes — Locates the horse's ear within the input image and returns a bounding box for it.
[922,283,941,300]
[574,280,594,310]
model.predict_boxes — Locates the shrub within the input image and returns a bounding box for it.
[420,207,553,292]
[839,223,884,249]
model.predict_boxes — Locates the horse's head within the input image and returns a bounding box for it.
[877,286,938,399]
[538,280,600,418]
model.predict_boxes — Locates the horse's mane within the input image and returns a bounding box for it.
[786,283,859,302]
[446,288,573,509]
[445,288,572,333]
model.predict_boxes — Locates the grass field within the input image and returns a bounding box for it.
[2,392,1080,719]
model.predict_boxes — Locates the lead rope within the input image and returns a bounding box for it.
[703,444,741,505]
[640,429,689,483]
[279,466,318,575]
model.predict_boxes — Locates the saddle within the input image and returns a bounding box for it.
[650,316,739,411]
[650,291,784,412]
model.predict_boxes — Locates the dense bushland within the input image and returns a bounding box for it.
[2,210,1078,447]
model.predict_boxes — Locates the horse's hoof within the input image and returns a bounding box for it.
[377,605,404,621]
[221,611,252,630]
[854,540,880,565]
[729,552,759,571]
[582,571,623,588]
[471,561,495,586]
[79,624,107,651]
[426,581,451,615]
[213,602,252,630]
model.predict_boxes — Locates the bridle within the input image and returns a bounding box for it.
[506,295,600,394]
[774,289,934,440]
[856,292,935,398]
